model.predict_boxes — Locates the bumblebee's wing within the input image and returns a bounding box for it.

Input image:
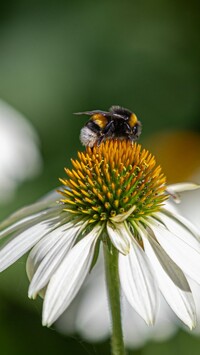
[74,110,112,117]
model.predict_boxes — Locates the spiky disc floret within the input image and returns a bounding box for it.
[59,140,168,222]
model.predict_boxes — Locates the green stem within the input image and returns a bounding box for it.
[103,243,126,355]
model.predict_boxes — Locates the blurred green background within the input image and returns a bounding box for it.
[0,0,200,354]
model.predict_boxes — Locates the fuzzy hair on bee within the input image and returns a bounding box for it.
[75,105,142,147]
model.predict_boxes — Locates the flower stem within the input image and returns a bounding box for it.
[104,243,126,355]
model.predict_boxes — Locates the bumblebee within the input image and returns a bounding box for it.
[75,105,142,147]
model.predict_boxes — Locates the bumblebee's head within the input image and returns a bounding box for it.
[109,105,139,124]
[109,105,141,137]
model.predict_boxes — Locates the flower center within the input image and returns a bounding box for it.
[59,140,168,222]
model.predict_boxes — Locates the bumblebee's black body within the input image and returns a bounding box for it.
[75,105,142,147]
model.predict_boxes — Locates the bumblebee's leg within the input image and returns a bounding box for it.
[102,120,115,134]
[97,121,115,145]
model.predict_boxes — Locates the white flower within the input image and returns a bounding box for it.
[0,99,42,203]
[0,140,200,339]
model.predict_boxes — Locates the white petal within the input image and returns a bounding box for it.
[168,183,200,193]
[0,204,63,239]
[155,211,200,244]
[42,224,102,326]
[56,247,111,342]
[110,205,136,223]
[37,189,61,204]
[106,221,130,255]
[161,207,200,240]
[174,188,200,230]
[26,221,81,279]
[187,278,200,334]
[0,212,44,239]
[27,222,83,298]
[147,217,200,285]
[166,183,200,204]
[122,295,177,349]
[0,189,58,223]
[0,219,57,272]
[162,200,179,213]
[140,226,196,329]
[119,232,158,325]
[75,249,111,341]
